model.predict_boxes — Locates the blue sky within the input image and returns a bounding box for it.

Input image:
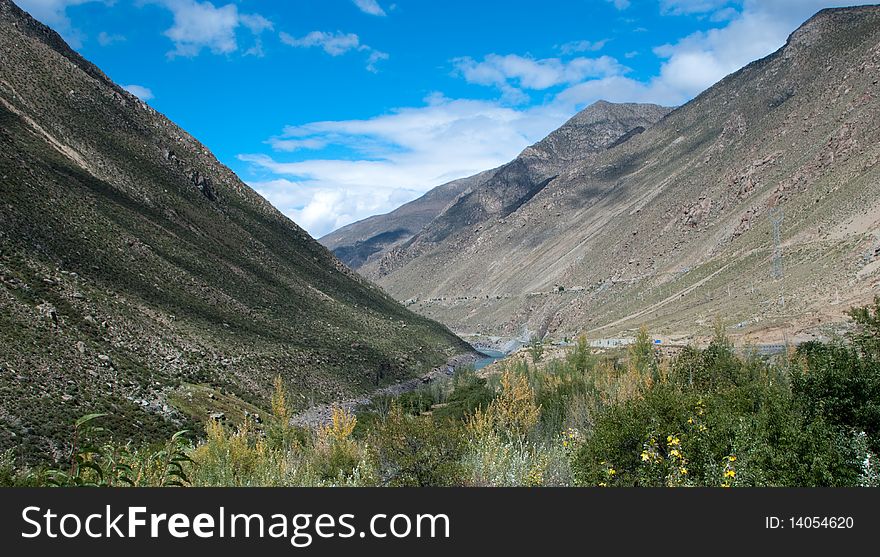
[16,0,875,237]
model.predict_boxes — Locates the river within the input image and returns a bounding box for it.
[473,348,506,370]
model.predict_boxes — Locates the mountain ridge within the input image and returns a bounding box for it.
[0,0,472,461]
[321,168,498,269]
[369,5,880,347]
[322,101,671,272]
[358,100,672,279]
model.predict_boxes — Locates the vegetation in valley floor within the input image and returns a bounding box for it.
[4,298,880,488]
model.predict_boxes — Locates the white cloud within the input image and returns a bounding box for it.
[267,138,328,152]
[242,0,880,238]
[280,31,362,56]
[161,0,237,57]
[280,30,389,72]
[365,49,390,73]
[352,0,386,16]
[155,0,271,58]
[558,0,879,108]
[249,180,417,239]
[660,0,734,15]
[122,84,154,100]
[453,54,628,94]
[15,0,106,47]
[559,39,609,55]
[606,0,630,10]
[240,95,571,237]
[240,13,273,34]
[710,7,740,21]
[97,31,125,46]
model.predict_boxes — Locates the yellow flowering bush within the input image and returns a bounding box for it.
[466,369,540,441]
[721,455,737,487]
[317,406,357,447]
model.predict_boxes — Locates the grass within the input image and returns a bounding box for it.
[5,298,879,487]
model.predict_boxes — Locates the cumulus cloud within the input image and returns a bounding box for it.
[352,0,386,16]
[453,53,628,104]
[122,84,154,100]
[606,0,630,10]
[242,0,879,238]
[456,54,627,89]
[280,30,389,72]
[248,179,419,239]
[240,13,273,34]
[280,31,361,55]
[154,0,272,58]
[239,95,571,236]
[365,49,390,73]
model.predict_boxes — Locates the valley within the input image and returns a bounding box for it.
[324,6,880,350]
[1,1,879,489]
[0,0,474,461]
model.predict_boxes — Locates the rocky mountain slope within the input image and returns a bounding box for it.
[361,101,671,279]
[372,6,880,347]
[320,169,497,269]
[0,0,472,461]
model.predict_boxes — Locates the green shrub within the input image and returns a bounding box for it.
[792,342,880,453]
[847,296,880,358]
[433,375,495,421]
[369,404,465,486]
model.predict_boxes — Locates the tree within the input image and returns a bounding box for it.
[267,375,297,450]
[569,334,591,374]
[467,369,541,441]
[847,296,880,358]
[628,325,657,379]
[528,336,545,363]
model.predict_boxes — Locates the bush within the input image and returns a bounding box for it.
[792,342,880,453]
[728,390,859,487]
[528,337,545,363]
[467,369,541,442]
[571,384,693,486]
[463,433,566,486]
[0,449,17,486]
[847,296,880,358]
[432,375,495,421]
[369,403,465,486]
[12,301,880,488]
[313,407,362,481]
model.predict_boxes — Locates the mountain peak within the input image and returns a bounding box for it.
[525,100,672,164]
[372,5,880,345]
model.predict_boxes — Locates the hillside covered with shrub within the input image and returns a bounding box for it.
[5,298,879,487]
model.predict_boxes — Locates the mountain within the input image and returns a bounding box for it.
[360,101,672,279]
[0,0,472,461]
[323,102,670,273]
[320,169,497,269]
[371,6,880,347]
